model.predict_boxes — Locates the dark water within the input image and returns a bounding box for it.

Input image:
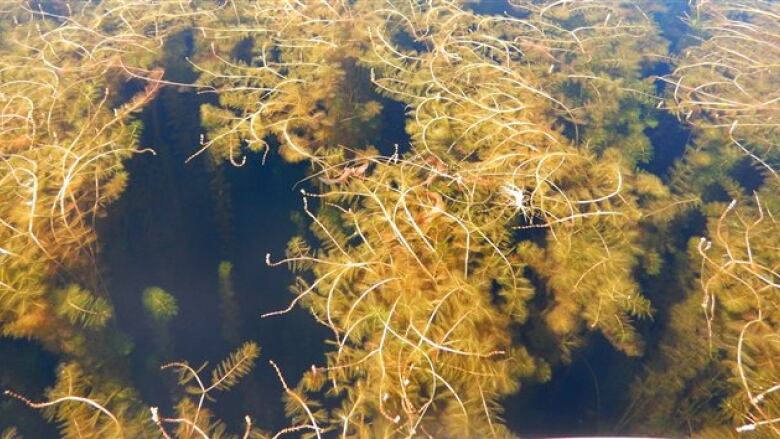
[504,335,638,437]
[0,339,58,437]
[94,48,332,431]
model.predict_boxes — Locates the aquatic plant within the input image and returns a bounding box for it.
[5,362,149,439]
[664,0,780,180]
[237,1,678,435]
[507,0,668,164]
[267,152,540,437]
[157,341,261,439]
[2,1,778,437]
[218,261,242,345]
[361,0,670,357]
[700,194,780,437]
[6,342,273,439]
[0,428,20,439]
[191,1,378,165]
[624,187,780,437]
[53,285,114,330]
[621,2,780,436]
[3,0,671,436]
[0,4,202,437]
[0,0,196,351]
[143,287,179,323]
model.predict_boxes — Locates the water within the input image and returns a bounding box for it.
[0,339,58,437]
[96,69,328,431]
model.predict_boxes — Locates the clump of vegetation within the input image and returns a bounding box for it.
[5,342,266,439]
[621,1,780,436]
[142,287,179,323]
[1,1,778,438]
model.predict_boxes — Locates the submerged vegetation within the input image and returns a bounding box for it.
[0,0,778,438]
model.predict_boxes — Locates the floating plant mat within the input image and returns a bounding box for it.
[0,1,778,438]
